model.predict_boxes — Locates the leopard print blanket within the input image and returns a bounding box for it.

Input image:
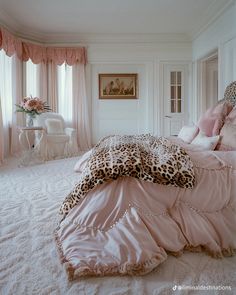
[59,135,195,216]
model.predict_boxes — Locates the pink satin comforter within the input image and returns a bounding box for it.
[55,141,236,281]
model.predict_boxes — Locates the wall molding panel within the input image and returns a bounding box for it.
[89,45,192,144]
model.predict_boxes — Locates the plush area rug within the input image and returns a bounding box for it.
[0,157,235,295]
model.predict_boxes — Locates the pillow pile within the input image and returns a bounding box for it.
[197,101,233,136]
[178,101,234,151]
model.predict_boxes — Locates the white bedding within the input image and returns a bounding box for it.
[0,156,236,295]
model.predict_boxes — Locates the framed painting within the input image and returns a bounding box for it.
[99,73,138,99]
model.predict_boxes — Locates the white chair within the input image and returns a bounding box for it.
[33,112,78,160]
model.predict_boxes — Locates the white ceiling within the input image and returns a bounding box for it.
[0,0,234,43]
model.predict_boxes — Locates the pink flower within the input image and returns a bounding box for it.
[16,96,51,115]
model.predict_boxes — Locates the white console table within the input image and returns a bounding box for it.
[18,126,46,166]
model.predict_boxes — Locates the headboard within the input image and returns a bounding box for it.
[224,81,236,106]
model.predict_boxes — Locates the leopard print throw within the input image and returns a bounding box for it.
[59,135,195,216]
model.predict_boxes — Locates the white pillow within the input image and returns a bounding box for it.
[178,125,199,143]
[45,118,64,134]
[191,132,220,151]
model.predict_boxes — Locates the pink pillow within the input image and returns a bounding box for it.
[177,125,199,143]
[212,100,233,116]
[216,123,236,151]
[225,106,236,124]
[197,101,233,136]
[197,116,222,137]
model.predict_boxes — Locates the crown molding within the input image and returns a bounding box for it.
[0,17,191,46]
[0,6,189,45]
[0,0,235,45]
[0,25,191,45]
[0,8,19,34]
[36,32,191,45]
[191,0,236,40]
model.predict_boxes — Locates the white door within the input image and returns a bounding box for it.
[163,64,189,136]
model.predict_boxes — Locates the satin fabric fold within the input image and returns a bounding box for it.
[55,147,236,280]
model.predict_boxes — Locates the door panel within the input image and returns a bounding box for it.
[163,64,189,136]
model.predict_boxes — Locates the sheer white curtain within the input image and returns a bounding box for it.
[58,63,73,124]
[25,59,40,97]
[57,62,92,151]
[72,63,92,150]
[11,55,23,156]
[48,61,58,112]
[0,50,13,162]
[38,62,47,101]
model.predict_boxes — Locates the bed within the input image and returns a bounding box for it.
[54,82,236,285]
[1,155,236,295]
[54,135,236,282]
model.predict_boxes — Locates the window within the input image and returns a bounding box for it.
[25,59,39,97]
[0,50,13,125]
[57,63,73,123]
[170,71,182,113]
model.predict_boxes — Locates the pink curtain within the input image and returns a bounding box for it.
[46,47,87,65]
[22,42,47,64]
[72,63,92,151]
[0,27,91,159]
[0,28,87,65]
[0,28,22,59]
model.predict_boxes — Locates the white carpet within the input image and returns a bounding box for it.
[0,157,235,295]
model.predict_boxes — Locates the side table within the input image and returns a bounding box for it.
[18,126,46,166]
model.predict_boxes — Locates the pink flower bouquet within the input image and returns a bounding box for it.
[16,96,51,117]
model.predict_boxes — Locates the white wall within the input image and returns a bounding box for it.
[192,2,236,100]
[87,43,192,144]
[87,3,236,143]
[221,37,236,93]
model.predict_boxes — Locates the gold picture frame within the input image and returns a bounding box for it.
[99,73,138,99]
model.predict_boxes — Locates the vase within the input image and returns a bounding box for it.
[26,114,34,127]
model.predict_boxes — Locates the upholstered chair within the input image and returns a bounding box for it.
[33,112,78,160]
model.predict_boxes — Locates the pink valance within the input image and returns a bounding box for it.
[0,28,22,59]
[22,42,47,64]
[46,47,87,66]
[0,28,87,65]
